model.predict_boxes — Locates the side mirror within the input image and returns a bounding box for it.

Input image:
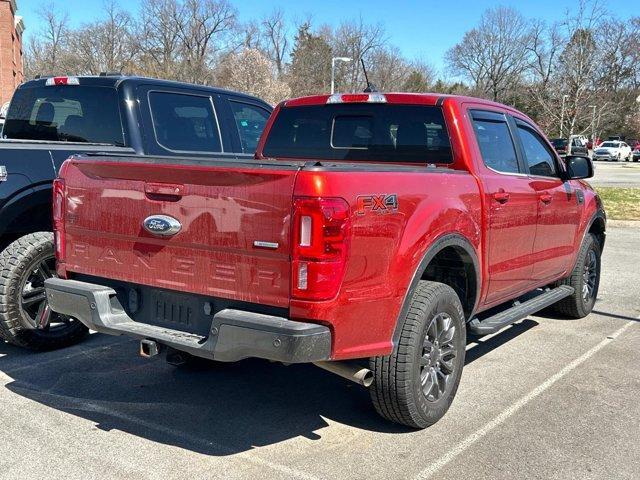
[564,155,593,180]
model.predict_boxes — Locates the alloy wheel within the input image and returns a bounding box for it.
[420,312,458,402]
[20,254,73,330]
[582,249,597,302]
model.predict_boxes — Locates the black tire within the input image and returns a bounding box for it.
[0,232,88,350]
[369,281,466,429]
[551,233,601,319]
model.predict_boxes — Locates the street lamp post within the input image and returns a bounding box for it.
[331,57,352,94]
[589,105,596,147]
[560,94,569,138]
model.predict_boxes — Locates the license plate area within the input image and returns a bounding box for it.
[70,274,289,338]
[149,291,204,332]
[130,288,213,337]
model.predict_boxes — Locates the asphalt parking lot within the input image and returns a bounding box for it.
[0,225,638,480]
[590,160,640,188]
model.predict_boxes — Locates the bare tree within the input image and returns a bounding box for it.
[403,60,436,92]
[136,0,182,79]
[70,0,136,75]
[238,20,261,50]
[446,7,533,102]
[331,18,386,92]
[172,0,238,84]
[556,0,606,137]
[261,9,289,78]
[365,48,434,92]
[523,21,564,133]
[25,3,71,77]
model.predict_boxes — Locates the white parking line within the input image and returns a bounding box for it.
[414,318,637,480]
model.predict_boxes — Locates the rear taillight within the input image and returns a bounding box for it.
[292,197,351,301]
[52,178,66,263]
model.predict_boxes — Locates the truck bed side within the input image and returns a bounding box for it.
[290,165,481,359]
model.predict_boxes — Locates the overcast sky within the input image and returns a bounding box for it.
[16,0,638,73]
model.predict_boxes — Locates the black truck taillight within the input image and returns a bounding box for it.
[292,197,351,301]
[52,178,66,263]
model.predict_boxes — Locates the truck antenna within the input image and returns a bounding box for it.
[361,58,378,93]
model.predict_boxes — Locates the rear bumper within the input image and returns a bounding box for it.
[44,278,331,363]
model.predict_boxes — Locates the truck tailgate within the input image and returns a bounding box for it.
[60,157,301,308]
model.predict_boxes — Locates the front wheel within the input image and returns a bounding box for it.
[369,281,466,428]
[0,232,88,350]
[551,233,601,318]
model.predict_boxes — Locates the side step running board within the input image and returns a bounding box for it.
[469,285,574,335]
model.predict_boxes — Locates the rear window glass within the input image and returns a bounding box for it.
[263,104,453,163]
[2,86,124,145]
[471,118,520,174]
[229,101,271,153]
[149,92,222,153]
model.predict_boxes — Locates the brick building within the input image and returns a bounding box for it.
[0,0,23,105]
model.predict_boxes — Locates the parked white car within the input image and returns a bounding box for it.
[0,101,9,133]
[592,141,632,161]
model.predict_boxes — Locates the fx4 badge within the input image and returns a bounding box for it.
[356,194,398,215]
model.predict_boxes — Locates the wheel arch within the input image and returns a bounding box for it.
[0,183,52,251]
[586,209,606,252]
[391,233,480,346]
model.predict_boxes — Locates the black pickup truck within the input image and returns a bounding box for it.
[0,74,272,350]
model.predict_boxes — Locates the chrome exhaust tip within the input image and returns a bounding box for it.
[313,361,374,387]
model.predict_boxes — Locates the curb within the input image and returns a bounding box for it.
[608,219,640,228]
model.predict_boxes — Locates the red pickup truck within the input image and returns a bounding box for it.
[44,92,605,428]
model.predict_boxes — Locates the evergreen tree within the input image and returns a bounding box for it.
[288,23,332,97]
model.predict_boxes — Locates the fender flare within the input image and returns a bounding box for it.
[570,209,606,273]
[391,233,481,347]
[585,209,606,243]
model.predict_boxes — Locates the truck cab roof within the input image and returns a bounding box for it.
[17,75,270,106]
[283,91,525,111]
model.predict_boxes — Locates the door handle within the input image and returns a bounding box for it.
[144,182,184,201]
[539,193,553,204]
[492,190,510,204]
[0,166,7,182]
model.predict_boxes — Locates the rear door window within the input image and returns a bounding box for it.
[3,85,124,145]
[149,91,222,153]
[470,111,520,174]
[262,104,453,164]
[229,101,271,153]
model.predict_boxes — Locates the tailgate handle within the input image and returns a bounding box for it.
[144,182,184,201]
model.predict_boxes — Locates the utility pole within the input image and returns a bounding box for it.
[331,57,352,94]
[560,94,569,138]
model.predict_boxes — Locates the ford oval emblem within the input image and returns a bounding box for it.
[143,215,182,237]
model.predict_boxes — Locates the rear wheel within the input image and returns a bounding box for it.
[0,232,88,350]
[551,233,600,319]
[369,281,466,428]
